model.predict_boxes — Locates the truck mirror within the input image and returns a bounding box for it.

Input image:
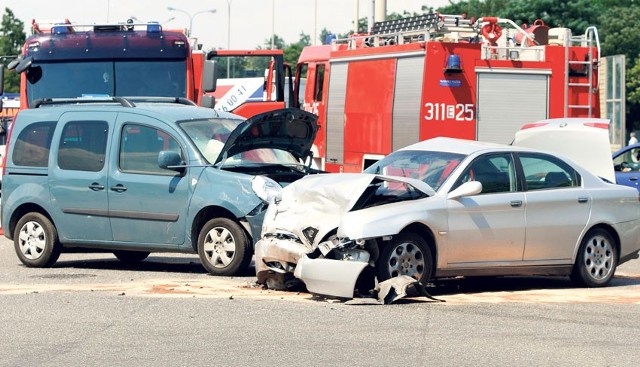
[15,56,33,74]
[0,66,4,96]
[7,55,22,71]
[202,60,217,93]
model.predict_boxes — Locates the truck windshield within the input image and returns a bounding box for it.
[25,60,187,106]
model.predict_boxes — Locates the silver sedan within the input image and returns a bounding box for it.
[256,137,640,298]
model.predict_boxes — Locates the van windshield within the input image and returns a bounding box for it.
[179,118,299,166]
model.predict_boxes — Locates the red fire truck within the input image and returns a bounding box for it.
[6,19,290,117]
[295,14,605,173]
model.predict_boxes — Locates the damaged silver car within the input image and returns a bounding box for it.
[255,137,640,299]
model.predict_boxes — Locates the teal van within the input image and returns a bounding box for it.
[1,98,319,276]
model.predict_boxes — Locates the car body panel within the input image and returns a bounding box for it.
[256,137,640,298]
[613,143,640,191]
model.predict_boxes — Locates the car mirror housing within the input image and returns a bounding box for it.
[447,181,482,200]
[158,150,185,174]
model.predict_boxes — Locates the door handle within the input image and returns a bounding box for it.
[510,200,523,207]
[88,183,105,191]
[630,177,638,181]
[578,197,589,203]
[110,184,128,193]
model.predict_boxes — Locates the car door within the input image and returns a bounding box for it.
[107,113,190,246]
[446,152,526,265]
[518,153,591,262]
[49,112,114,241]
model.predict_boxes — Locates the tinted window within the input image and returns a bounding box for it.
[519,153,581,190]
[12,121,56,167]
[58,121,108,172]
[119,124,182,175]
[453,153,516,194]
[613,148,640,172]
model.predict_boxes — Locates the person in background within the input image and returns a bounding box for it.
[629,131,638,146]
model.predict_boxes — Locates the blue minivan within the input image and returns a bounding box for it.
[1,98,319,276]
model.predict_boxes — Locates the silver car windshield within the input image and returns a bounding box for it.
[179,118,299,166]
[364,150,466,191]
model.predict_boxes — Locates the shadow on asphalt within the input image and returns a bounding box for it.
[426,274,640,296]
[52,255,258,277]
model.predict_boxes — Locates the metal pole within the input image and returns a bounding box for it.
[227,0,232,78]
[271,0,275,49]
[355,0,360,34]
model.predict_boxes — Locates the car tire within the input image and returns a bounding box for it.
[571,228,617,287]
[377,232,433,285]
[14,212,61,268]
[113,251,150,263]
[197,218,252,276]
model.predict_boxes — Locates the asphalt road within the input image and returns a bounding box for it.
[1,235,639,366]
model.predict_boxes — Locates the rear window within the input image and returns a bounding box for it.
[12,121,56,167]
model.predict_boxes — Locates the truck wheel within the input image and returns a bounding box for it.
[113,251,150,264]
[571,228,617,287]
[377,233,432,285]
[14,212,61,267]
[197,218,252,276]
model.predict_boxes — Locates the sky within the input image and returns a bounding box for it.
[2,0,451,50]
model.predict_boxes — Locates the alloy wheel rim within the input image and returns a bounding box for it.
[386,242,425,280]
[203,227,236,268]
[583,234,614,281]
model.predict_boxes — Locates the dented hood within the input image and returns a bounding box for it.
[262,173,434,248]
[214,108,319,166]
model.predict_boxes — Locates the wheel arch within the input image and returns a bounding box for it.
[398,222,437,277]
[190,205,248,252]
[582,223,621,263]
[6,203,54,241]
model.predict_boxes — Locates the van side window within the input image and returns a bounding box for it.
[315,64,325,102]
[12,121,56,167]
[119,124,181,175]
[58,121,108,172]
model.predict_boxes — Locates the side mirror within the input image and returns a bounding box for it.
[199,95,215,109]
[158,150,185,174]
[201,60,217,93]
[15,56,34,74]
[0,66,4,96]
[447,181,482,200]
[7,55,23,71]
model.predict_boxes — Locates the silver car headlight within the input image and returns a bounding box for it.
[252,175,282,204]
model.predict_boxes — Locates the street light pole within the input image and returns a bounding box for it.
[227,0,232,78]
[167,6,216,38]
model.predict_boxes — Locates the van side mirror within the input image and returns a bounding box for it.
[199,95,215,109]
[158,150,185,174]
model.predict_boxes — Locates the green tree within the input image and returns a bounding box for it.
[0,7,25,93]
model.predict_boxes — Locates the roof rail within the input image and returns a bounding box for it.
[33,97,136,108]
[123,96,197,106]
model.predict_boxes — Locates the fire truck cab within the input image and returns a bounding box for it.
[296,13,604,173]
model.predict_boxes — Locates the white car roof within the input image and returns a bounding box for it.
[399,136,533,155]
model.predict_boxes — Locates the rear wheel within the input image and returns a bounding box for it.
[14,213,61,267]
[197,218,252,276]
[571,228,617,287]
[113,251,150,264]
[377,233,433,285]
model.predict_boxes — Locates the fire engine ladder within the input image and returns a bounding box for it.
[565,26,600,117]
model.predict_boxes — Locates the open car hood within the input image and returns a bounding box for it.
[214,108,319,166]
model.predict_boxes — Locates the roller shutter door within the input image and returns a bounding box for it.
[325,63,348,164]
[476,71,549,144]
[392,56,425,151]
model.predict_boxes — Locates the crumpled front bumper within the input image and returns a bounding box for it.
[254,236,311,286]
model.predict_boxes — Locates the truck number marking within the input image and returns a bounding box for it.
[424,103,474,121]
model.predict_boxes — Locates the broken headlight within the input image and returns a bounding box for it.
[252,175,282,204]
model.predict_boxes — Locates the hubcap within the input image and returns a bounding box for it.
[18,221,46,260]
[203,227,236,268]
[386,242,425,280]
[583,234,614,281]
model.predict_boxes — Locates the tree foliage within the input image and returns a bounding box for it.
[0,7,25,93]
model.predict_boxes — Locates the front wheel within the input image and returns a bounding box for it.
[14,212,61,267]
[571,228,617,287]
[197,218,252,276]
[377,232,433,285]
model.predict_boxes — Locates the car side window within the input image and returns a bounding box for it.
[452,153,516,194]
[519,153,580,190]
[613,148,640,172]
[12,121,56,167]
[119,124,182,175]
[58,120,108,172]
